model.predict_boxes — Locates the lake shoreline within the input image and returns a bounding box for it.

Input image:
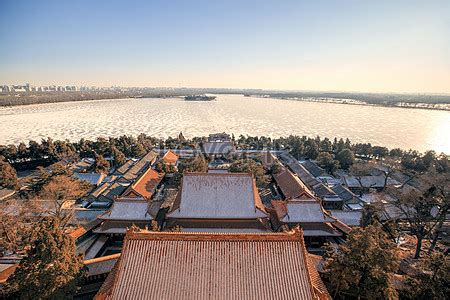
[1,92,450,112]
[247,95,450,112]
[0,95,448,153]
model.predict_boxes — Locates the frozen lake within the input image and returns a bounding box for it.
[0,94,449,153]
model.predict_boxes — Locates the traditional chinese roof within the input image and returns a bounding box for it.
[331,184,360,202]
[202,141,234,154]
[167,172,267,219]
[161,149,178,165]
[121,150,158,181]
[273,168,315,200]
[301,160,326,177]
[99,199,153,221]
[84,253,120,277]
[312,182,340,199]
[122,168,164,199]
[115,160,134,175]
[74,172,106,186]
[89,175,129,202]
[307,254,331,299]
[208,132,231,142]
[343,175,400,188]
[279,153,321,187]
[271,199,334,223]
[328,210,362,227]
[95,228,329,300]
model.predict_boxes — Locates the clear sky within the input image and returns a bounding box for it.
[1,0,449,93]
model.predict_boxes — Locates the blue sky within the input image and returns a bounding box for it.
[1,0,449,92]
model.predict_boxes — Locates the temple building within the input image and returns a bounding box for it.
[121,168,164,200]
[202,132,234,155]
[88,151,159,203]
[93,198,157,236]
[95,228,331,300]
[271,199,342,248]
[165,172,270,232]
[161,149,179,169]
[273,167,316,200]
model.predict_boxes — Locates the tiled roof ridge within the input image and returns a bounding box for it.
[84,253,121,265]
[251,177,267,214]
[125,227,304,242]
[299,231,323,300]
[184,172,252,177]
[325,212,352,234]
[113,198,149,203]
[162,149,178,159]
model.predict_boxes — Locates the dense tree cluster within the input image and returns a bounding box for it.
[402,252,449,299]
[0,134,162,170]
[178,156,209,173]
[4,218,84,299]
[324,225,400,299]
[316,152,340,173]
[229,158,269,187]
[0,134,447,175]
[0,155,18,189]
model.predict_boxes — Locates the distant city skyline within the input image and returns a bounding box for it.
[1,0,449,93]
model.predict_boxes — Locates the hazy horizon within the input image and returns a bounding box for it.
[1,0,450,93]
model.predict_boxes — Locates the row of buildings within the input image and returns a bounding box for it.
[63,142,364,298]
[2,133,387,299]
[0,84,77,93]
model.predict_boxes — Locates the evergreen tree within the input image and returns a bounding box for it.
[323,225,399,299]
[94,152,110,174]
[111,146,126,168]
[5,218,84,299]
[17,142,28,160]
[335,148,355,170]
[229,158,269,187]
[130,143,146,158]
[178,156,208,173]
[402,252,449,299]
[316,152,340,173]
[305,140,319,159]
[0,155,18,189]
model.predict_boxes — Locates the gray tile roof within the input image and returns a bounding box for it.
[328,210,362,226]
[202,141,234,154]
[331,184,358,202]
[300,160,326,177]
[282,200,334,223]
[100,199,153,221]
[167,173,267,219]
[343,175,400,188]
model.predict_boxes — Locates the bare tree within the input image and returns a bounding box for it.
[389,173,449,258]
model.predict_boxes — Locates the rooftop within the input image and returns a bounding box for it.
[96,228,329,300]
[122,168,164,199]
[99,199,153,221]
[167,172,267,219]
[272,199,335,223]
[202,141,234,154]
[328,210,362,227]
[279,153,320,187]
[162,149,179,165]
[273,168,315,200]
[122,150,158,181]
[300,160,326,177]
[343,175,400,188]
